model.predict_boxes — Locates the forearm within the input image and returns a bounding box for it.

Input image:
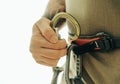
[43,0,66,20]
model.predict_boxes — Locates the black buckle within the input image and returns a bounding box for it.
[93,32,115,51]
[72,32,115,55]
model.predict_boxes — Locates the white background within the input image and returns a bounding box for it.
[0,0,67,84]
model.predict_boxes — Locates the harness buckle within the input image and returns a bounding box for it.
[73,32,115,55]
[94,32,115,51]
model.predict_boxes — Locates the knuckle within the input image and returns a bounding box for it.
[58,49,66,57]
[52,59,59,66]
[29,42,41,54]
[32,55,41,64]
[62,40,67,47]
[36,18,43,25]
[36,60,41,64]
[41,17,50,23]
[60,40,67,48]
[32,23,37,31]
[50,64,56,67]
[43,28,54,39]
[29,42,35,53]
[44,28,52,34]
[32,24,40,35]
[34,18,46,31]
[33,21,39,30]
[56,40,67,49]
[50,62,57,67]
[36,17,50,26]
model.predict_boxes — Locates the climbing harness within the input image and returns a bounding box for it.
[50,12,120,84]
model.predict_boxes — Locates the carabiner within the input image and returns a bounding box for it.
[51,12,81,41]
[50,12,81,84]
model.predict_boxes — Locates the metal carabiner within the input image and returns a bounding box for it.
[51,12,81,41]
[50,12,81,84]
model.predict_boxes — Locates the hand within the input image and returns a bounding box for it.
[29,17,67,67]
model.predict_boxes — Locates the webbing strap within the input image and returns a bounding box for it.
[72,32,120,55]
[72,41,96,55]
[113,38,120,48]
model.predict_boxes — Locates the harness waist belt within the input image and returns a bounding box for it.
[71,32,120,55]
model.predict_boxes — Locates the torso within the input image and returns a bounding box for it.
[66,0,120,36]
[66,0,120,83]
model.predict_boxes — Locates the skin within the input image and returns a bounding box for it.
[29,0,66,67]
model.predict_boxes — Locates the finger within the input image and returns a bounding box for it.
[31,36,67,49]
[42,39,67,49]
[31,48,67,59]
[36,17,58,43]
[33,55,59,66]
[36,60,57,67]
[32,23,41,35]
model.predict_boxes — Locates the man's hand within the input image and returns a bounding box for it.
[30,17,67,67]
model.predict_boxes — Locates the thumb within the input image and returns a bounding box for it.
[36,17,58,43]
[44,26,58,43]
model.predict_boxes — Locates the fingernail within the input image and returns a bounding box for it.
[50,36,58,43]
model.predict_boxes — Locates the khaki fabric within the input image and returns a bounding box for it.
[61,0,120,84]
